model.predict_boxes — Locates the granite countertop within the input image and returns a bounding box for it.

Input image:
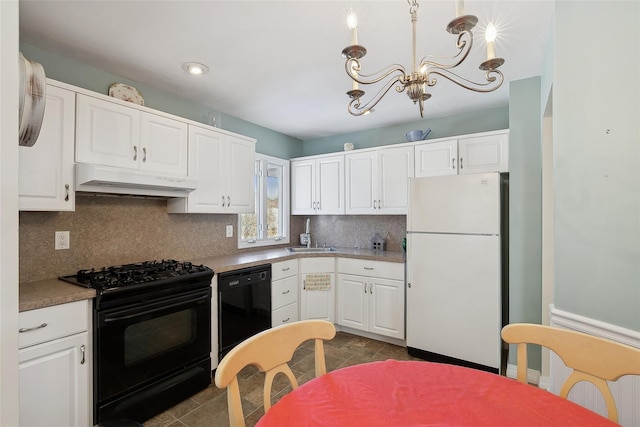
[19,247,405,312]
[19,278,96,313]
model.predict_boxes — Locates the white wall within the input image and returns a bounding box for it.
[0,1,20,425]
[553,1,640,330]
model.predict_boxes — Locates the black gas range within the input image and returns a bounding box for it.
[61,259,214,424]
[60,259,213,309]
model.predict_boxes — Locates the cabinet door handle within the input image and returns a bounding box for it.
[452,158,456,169]
[364,283,367,294]
[317,201,320,211]
[373,200,377,209]
[142,147,147,163]
[282,289,290,295]
[80,345,86,365]
[133,146,138,161]
[18,323,47,333]
[227,196,231,206]
[460,157,463,169]
[282,317,290,323]
[378,200,382,209]
[369,283,373,294]
[222,195,226,207]
[64,184,69,202]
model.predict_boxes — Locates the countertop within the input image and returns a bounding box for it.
[19,247,405,312]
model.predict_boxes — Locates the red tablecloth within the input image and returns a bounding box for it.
[256,360,617,427]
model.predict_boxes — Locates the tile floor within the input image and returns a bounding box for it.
[142,332,422,427]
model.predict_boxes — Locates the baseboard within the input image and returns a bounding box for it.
[505,363,542,386]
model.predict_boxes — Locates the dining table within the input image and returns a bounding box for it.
[256,359,618,426]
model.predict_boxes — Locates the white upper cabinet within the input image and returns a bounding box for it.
[291,154,344,215]
[415,130,509,177]
[19,83,75,211]
[414,138,458,177]
[76,93,188,176]
[167,125,255,214]
[345,145,414,214]
[457,132,509,174]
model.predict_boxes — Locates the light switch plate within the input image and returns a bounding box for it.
[226,225,233,238]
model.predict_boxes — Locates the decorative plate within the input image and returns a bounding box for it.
[108,83,144,105]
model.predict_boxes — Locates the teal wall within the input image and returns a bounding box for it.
[19,44,304,159]
[21,42,508,161]
[553,1,639,330]
[508,77,543,368]
[302,106,509,156]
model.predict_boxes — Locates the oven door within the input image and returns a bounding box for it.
[95,286,211,403]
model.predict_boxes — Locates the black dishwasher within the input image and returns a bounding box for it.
[218,264,271,361]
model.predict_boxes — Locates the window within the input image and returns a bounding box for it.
[239,153,290,248]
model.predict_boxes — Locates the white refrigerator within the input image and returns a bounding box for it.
[406,172,508,373]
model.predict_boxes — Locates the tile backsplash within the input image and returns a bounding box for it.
[19,195,406,282]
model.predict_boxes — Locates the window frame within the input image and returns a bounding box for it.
[238,153,290,249]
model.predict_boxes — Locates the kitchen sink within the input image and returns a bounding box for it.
[286,247,337,253]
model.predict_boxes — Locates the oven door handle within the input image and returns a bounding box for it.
[103,291,210,324]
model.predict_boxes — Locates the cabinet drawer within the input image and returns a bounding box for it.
[272,302,299,327]
[337,258,404,280]
[272,275,298,310]
[271,259,298,281]
[19,300,89,349]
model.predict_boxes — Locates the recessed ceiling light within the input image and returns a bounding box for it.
[182,62,209,75]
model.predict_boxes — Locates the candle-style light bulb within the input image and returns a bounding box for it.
[347,10,358,45]
[455,0,464,17]
[485,23,497,60]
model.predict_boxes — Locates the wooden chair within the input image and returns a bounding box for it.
[214,319,337,427]
[501,323,640,423]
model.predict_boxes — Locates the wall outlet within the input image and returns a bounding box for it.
[55,231,70,250]
[226,225,233,238]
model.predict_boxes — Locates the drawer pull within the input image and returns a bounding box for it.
[282,290,290,295]
[19,323,48,333]
[282,317,290,323]
[282,267,290,271]
[80,345,86,365]
[364,267,374,270]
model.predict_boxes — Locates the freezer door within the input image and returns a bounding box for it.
[406,233,501,369]
[408,173,501,235]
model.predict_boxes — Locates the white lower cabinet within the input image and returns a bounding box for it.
[271,259,299,327]
[18,300,90,427]
[337,258,405,340]
[299,258,335,322]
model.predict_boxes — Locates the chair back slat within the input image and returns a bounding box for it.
[502,323,640,423]
[215,319,337,427]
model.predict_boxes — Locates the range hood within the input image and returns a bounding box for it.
[76,163,197,198]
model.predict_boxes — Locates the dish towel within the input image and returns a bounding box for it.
[304,274,332,291]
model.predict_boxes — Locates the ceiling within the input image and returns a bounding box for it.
[19,1,553,141]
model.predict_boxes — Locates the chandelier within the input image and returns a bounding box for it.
[342,0,505,117]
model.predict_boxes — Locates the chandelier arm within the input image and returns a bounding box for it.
[348,75,407,116]
[346,58,409,86]
[419,30,474,70]
[426,68,504,92]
